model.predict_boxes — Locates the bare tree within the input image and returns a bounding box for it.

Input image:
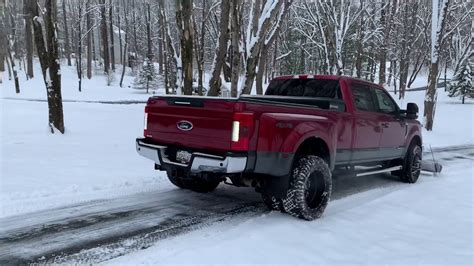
[100,0,110,75]
[62,0,72,66]
[230,0,243,97]
[109,0,115,71]
[207,0,231,96]
[32,0,65,133]
[176,0,194,95]
[7,43,20,93]
[86,0,92,79]
[119,0,128,88]
[24,0,35,78]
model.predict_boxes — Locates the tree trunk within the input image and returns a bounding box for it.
[192,17,202,95]
[230,0,242,97]
[176,0,194,95]
[77,1,83,92]
[109,0,115,71]
[7,46,20,93]
[117,5,122,67]
[119,0,128,88]
[132,0,138,66]
[398,2,417,99]
[33,0,65,134]
[378,6,387,84]
[255,49,266,95]
[271,35,279,79]
[207,0,231,96]
[62,0,71,66]
[146,3,153,60]
[6,56,12,80]
[355,3,365,78]
[424,0,451,131]
[198,0,206,95]
[86,0,92,79]
[100,0,110,75]
[157,2,164,75]
[0,23,5,76]
[157,0,168,91]
[24,0,35,78]
[424,62,439,130]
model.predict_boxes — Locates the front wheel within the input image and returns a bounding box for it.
[399,145,422,183]
[282,155,332,221]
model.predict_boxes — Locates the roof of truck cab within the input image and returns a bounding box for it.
[272,75,383,89]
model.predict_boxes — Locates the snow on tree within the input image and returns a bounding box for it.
[447,61,473,104]
[240,0,292,95]
[133,58,161,93]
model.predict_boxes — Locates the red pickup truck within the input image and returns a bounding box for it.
[136,75,422,220]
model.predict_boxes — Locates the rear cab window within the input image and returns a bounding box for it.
[265,79,342,100]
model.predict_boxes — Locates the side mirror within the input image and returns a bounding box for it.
[406,103,419,119]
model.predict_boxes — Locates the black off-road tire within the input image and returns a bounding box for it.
[167,172,220,193]
[399,145,422,183]
[282,155,332,221]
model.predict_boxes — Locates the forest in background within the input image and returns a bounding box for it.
[0,0,472,133]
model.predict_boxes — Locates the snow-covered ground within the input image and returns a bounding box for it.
[1,63,473,264]
[108,162,473,265]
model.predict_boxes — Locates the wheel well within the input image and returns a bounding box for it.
[410,135,422,149]
[295,137,330,164]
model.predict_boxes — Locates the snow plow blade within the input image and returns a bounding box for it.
[421,160,443,173]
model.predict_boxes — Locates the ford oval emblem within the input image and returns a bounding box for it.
[177,120,193,131]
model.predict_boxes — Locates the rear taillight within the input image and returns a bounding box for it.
[144,106,149,136]
[231,112,254,151]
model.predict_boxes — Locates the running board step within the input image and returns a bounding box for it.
[356,166,402,177]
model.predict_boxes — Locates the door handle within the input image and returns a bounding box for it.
[381,122,389,128]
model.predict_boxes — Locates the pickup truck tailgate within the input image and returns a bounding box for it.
[145,96,237,152]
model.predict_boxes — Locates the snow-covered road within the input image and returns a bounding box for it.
[0,146,472,264]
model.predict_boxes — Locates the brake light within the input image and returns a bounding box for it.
[144,106,149,137]
[231,112,254,151]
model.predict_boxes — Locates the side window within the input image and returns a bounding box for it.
[372,88,397,114]
[351,84,377,112]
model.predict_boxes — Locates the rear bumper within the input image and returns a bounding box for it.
[136,138,247,174]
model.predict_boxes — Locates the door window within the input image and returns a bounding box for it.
[351,84,377,112]
[372,88,397,114]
